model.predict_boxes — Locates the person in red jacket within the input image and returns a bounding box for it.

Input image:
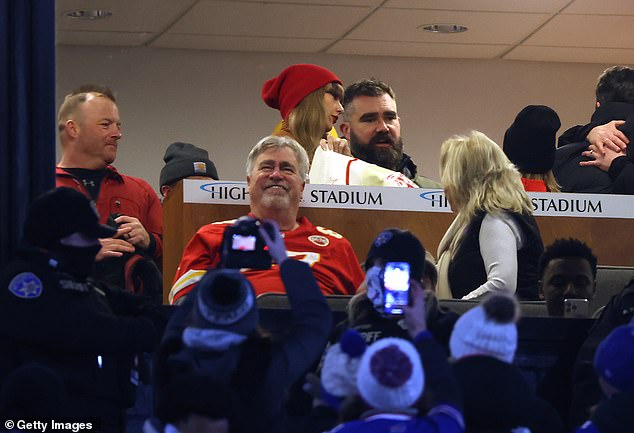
[170,135,364,304]
[55,85,163,296]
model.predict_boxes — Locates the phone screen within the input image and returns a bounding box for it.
[232,234,256,251]
[383,262,410,315]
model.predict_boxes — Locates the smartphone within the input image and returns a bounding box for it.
[564,298,590,318]
[382,262,410,315]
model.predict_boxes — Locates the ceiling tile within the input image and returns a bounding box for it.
[235,0,382,5]
[56,0,196,32]
[563,0,634,15]
[151,34,331,53]
[347,9,550,44]
[56,31,154,47]
[328,40,510,59]
[169,0,371,38]
[504,45,634,64]
[524,15,634,48]
[385,0,570,13]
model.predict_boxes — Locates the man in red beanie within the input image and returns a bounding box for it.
[169,135,364,304]
[340,79,441,188]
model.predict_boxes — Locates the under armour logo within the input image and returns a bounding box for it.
[82,179,96,188]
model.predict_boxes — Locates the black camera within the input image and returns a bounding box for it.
[220,217,272,270]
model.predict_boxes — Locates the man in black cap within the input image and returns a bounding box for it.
[0,187,157,432]
[554,65,634,194]
[159,142,219,199]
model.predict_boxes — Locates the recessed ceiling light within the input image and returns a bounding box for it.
[419,24,468,34]
[65,9,112,20]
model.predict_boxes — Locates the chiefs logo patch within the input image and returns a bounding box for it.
[308,235,330,247]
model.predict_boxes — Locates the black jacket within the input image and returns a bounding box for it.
[0,249,156,428]
[554,102,634,194]
[454,356,564,433]
[448,212,543,300]
[154,259,332,433]
[569,278,634,428]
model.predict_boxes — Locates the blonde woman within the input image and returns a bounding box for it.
[262,64,347,162]
[436,131,544,300]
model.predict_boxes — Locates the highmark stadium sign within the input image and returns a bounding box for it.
[183,180,634,219]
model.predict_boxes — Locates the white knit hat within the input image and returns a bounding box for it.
[356,338,424,411]
[449,292,519,364]
[321,330,366,402]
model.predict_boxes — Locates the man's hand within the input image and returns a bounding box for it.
[115,215,151,250]
[587,120,629,154]
[404,280,427,339]
[320,135,352,156]
[95,237,135,261]
[258,219,288,265]
[580,143,625,172]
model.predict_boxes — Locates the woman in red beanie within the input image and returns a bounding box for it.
[262,64,347,162]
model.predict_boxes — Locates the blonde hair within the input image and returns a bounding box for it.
[287,82,343,161]
[522,171,561,192]
[439,131,533,257]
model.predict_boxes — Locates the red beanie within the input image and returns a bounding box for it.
[262,64,342,120]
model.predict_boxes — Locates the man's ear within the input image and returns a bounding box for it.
[64,120,80,138]
[160,185,171,198]
[339,122,351,139]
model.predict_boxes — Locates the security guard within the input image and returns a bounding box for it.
[0,187,157,432]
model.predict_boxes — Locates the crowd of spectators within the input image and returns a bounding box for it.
[1,64,634,433]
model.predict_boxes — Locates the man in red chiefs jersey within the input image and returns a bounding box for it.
[169,135,364,304]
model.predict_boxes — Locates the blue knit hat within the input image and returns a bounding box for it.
[594,318,634,393]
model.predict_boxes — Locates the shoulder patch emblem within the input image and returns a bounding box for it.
[8,272,43,299]
[316,226,343,239]
[308,235,330,247]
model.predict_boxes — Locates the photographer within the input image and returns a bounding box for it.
[169,135,364,304]
[154,219,333,433]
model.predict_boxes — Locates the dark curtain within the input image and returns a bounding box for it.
[0,0,56,267]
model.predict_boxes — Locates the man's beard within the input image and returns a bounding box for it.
[260,184,292,210]
[349,130,404,172]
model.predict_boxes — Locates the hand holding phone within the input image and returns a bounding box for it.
[564,298,590,318]
[382,262,411,315]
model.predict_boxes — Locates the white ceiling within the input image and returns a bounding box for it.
[56,0,634,64]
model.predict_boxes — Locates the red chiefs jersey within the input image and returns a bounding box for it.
[170,216,364,304]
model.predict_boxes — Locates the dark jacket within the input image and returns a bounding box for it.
[448,212,543,300]
[0,249,156,430]
[569,278,634,428]
[554,102,634,194]
[334,294,458,353]
[453,356,564,433]
[573,391,634,433]
[154,259,332,433]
